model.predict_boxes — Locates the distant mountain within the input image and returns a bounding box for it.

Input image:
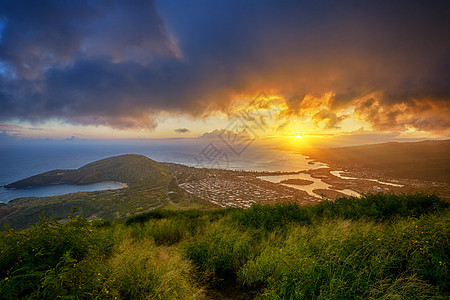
[5,154,170,189]
[305,140,450,184]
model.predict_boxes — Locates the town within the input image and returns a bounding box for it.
[166,162,450,208]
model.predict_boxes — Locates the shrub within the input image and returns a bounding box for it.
[130,218,187,245]
[124,208,231,226]
[232,202,311,232]
[0,214,115,299]
[184,221,255,278]
[312,193,448,220]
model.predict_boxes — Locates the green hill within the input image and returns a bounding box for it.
[5,154,170,189]
[0,155,215,229]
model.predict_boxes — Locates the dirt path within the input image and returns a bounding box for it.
[202,279,259,299]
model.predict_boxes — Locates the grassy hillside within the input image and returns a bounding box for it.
[1,193,448,299]
[304,140,450,183]
[0,155,216,229]
[5,154,170,188]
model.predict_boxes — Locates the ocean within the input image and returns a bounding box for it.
[0,139,326,203]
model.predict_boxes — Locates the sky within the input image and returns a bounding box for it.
[0,0,449,146]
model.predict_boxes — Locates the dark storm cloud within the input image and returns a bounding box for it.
[175,128,190,133]
[312,109,350,130]
[0,0,177,79]
[0,0,449,132]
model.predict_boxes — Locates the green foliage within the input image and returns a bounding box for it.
[238,212,449,298]
[182,193,449,298]
[125,208,231,226]
[0,213,115,299]
[130,218,188,245]
[0,193,448,299]
[232,202,312,232]
[126,209,233,247]
[312,193,448,220]
[184,221,255,278]
[104,236,201,299]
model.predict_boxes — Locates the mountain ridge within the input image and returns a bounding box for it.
[303,139,450,184]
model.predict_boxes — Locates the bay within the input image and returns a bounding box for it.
[1,182,125,203]
[0,139,325,203]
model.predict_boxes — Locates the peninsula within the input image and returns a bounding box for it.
[5,154,170,189]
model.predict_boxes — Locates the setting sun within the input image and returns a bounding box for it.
[293,132,306,139]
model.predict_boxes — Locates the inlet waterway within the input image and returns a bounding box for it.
[330,171,404,187]
[258,173,361,198]
[0,181,125,203]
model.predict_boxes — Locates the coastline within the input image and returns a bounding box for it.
[116,182,128,188]
[0,181,126,204]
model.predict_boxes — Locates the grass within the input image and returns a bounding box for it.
[238,215,449,298]
[0,193,448,299]
[0,212,115,298]
[104,235,201,299]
